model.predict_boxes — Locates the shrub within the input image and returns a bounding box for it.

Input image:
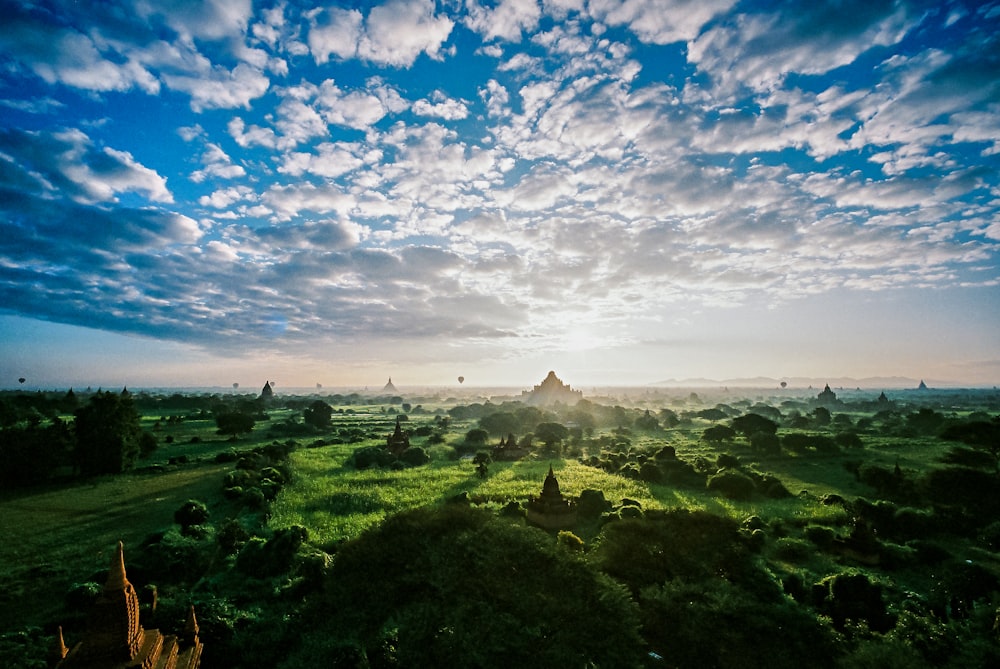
[557,530,584,551]
[399,446,430,467]
[716,453,740,469]
[815,571,892,632]
[750,431,781,455]
[639,462,663,483]
[773,537,813,561]
[174,499,210,530]
[577,489,611,518]
[707,469,755,500]
[804,525,836,549]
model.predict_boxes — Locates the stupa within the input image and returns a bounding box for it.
[386,417,410,456]
[525,466,578,530]
[55,542,202,669]
[521,371,583,406]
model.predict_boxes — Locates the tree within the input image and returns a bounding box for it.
[216,411,256,438]
[732,413,778,438]
[464,428,489,446]
[303,400,333,429]
[73,390,142,475]
[479,411,520,437]
[314,506,644,667]
[939,421,1000,473]
[702,424,736,444]
[534,421,569,448]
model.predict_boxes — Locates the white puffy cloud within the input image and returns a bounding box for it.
[688,0,914,97]
[308,0,454,67]
[589,0,737,45]
[308,6,363,63]
[163,62,270,111]
[465,0,542,42]
[412,91,470,120]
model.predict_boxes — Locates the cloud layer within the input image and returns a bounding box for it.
[0,0,997,380]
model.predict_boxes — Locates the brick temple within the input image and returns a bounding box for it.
[54,542,202,669]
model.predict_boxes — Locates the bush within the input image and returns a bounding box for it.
[577,489,612,518]
[174,499,210,530]
[804,525,837,549]
[707,469,755,500]
[398,446,430,467]
[815,571,892,632]
[773,537,813,561]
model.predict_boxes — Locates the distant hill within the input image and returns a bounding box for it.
[649,376,976,389]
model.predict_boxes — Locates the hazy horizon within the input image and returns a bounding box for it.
[1,1,998,389]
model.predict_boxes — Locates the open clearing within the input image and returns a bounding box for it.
[0,462,229,630]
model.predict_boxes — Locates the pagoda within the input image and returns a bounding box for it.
[55,542,202,669]
[816,384,838,405]
[521,371,583,406]
[383,377,397,393]
[525,466,577,530]
[386,417,410,456]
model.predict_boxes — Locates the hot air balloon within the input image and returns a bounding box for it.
[458,376,465,384]
[780,381,787,389]
[233,382,239,390]
[18,377,25,384]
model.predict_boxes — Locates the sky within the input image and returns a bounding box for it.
[0,0,998,390]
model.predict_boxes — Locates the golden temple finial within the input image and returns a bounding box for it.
[104,541,129,591]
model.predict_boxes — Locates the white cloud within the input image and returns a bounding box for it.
[589,0,736,45]
[465,0,542,42]
[135,0,253,42]
[308,7,363,63]
[688,1,914,97]
[412,91,470,120]
[163,62,270,112]
[360,0,455,66]
[190,143,246,182]
[308,0,454,68]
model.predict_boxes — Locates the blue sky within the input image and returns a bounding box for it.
[0,0,998,389]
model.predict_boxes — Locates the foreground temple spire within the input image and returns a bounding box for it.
[56,542,202,668]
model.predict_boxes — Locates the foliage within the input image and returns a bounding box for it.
[534,421,569,447]
[174,499,210,532]
[302,400,333,429]
[732,413,778,437]
[315,506,645,668]
[707,468,756,500]
[215,411,256,438]
[74,390,142,475]
[0,418,73,486]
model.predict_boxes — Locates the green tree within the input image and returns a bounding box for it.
[940,421,1000,473]
[216,411,256,438]
[73,390,142,475]
[313,506,644,667]
[303,400,333,429]
[732,413,778,438]
[534,421,569,448]
[479,411,520,437]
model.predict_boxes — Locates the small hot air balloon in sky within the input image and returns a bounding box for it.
[18,377,26,384]
[458,376,465,384]
[780,381,787,389]
[233,382,239,390]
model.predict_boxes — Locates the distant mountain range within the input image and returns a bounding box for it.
[649,376,985,389]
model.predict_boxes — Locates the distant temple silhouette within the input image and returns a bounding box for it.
[386,417,410,456]
[525,466,577,530]
[521,371,583,406]
[383,377,397,393]
[816,384,838,405]
[55,542,202,668]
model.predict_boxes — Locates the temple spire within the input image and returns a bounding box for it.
[104,541,129,591]
[52,626,68,662]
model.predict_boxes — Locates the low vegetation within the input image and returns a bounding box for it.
[1,385,999,667]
